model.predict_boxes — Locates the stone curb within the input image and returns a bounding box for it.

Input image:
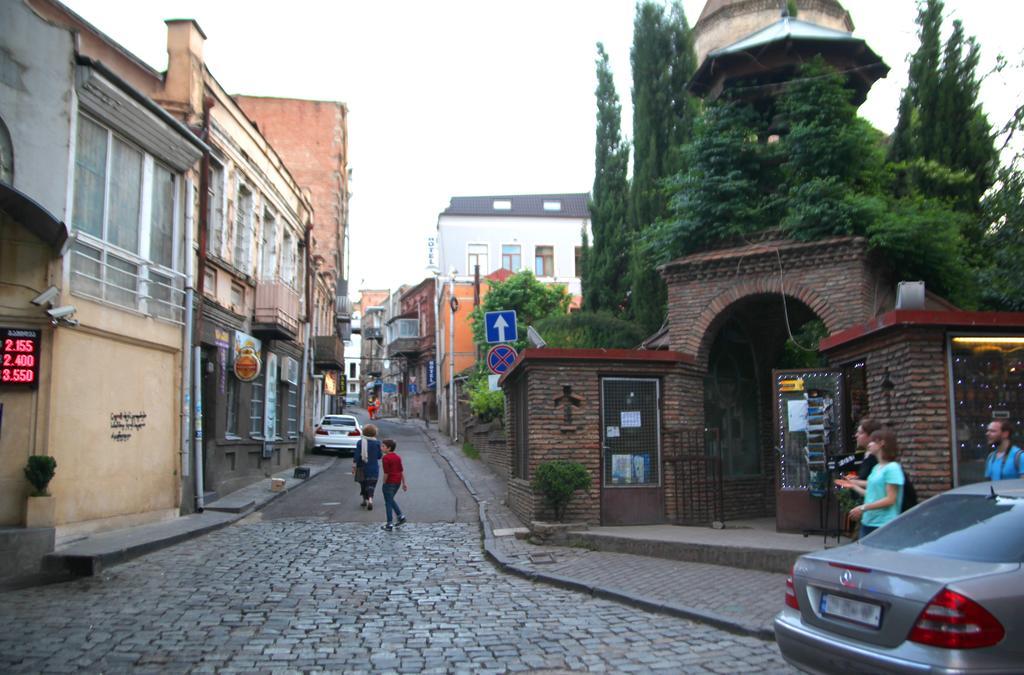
[412,423,776,642]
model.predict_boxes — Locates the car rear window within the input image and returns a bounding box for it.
[322,416,356,427]
[863,493,1024,563]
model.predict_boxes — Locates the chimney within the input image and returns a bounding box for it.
[163,19,207,124]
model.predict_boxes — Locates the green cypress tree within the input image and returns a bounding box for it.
[626,0,697,334]
[889,0,943,164]
[584,43,630,314]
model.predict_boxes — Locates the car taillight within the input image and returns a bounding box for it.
[909,588,1004,649]
[315,427,328,436]
[785,565,799,610]
[348,429,361,437]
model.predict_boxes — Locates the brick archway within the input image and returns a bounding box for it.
[690,281,840,367]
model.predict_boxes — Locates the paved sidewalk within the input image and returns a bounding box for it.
[408,418,792,640]
[32,453,337,580]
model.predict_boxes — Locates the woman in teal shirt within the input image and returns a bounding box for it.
[837,428,904,538]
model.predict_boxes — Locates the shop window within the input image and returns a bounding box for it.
[502,244,521,271]
[534,245,554,277]
[70,115,184,321]
[950,336,1024,485]
[286,384,298,438]
[249,377,264,438]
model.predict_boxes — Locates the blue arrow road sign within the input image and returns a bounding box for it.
[487,344,518,375]
[484,310,517,344]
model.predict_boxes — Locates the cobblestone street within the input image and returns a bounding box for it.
[0,520,793,673]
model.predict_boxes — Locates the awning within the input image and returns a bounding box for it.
[0,182,68,251]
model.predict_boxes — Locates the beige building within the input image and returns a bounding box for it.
[2,0,205,544]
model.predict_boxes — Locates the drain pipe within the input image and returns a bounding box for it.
[192,95,214,512]
[180,180,195,488]
[299,223,313,447]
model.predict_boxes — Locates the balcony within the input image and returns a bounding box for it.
[253,279,300,341]
[387,337,421,359]
[312,335,344,371]
[362,326,382,341]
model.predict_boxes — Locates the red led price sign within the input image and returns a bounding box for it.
[1,328,41,388]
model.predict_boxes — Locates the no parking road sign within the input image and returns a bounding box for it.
[486,344,518,376]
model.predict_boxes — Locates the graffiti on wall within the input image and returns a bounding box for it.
[111,411,147,442]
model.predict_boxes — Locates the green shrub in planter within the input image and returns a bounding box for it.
[24,455,57,497]
[532,460,591,522]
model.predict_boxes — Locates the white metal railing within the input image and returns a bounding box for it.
[70,232,186,324]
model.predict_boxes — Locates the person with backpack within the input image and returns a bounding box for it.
[984,420,1024,481]
[837,429,905,538]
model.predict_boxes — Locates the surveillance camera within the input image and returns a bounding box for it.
[47,305,77,319]
[31,286,60,307]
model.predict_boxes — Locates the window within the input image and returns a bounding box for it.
[389,318,418,342]
[265,358,279,439]
[543,200,561,211]
[260,209,277,280]
[249,377,264,438]
[574,246,582,277]
[0,116,13,184]
[467,244,487,275]
[225,376,239,437]
[534,245,554,277]
[286,384,298,438]
[492,199,511,210]
[70,115,184,320]
[501,244,521,271]
[207,160,225,256]
[230,282,245,312]
[281,231,296,288]
[203,268,216,298]
[350,362,357,379]
[233,184,252,274]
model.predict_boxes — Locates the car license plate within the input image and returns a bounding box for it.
[820,593,882,628]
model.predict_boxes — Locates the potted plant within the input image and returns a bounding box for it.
[23,455,57,528]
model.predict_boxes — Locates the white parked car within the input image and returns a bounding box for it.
[313,414,362,456]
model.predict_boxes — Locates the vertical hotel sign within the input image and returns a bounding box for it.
[2,328,41,387]
[426,236,437,270]
[233,331,262,382]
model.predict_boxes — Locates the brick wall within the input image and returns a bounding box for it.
[503,354,704,525]
[464,418,511,479]
[825,326,953,497]
[662,237,892,364]
[235,96,349,278]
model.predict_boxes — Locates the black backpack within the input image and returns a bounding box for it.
[901,472,918,512]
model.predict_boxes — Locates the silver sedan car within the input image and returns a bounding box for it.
[775,479,1023,674]
[312,414,362,456]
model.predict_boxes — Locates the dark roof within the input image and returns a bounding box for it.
[442,193,590,218]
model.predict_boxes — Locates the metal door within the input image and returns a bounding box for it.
[600,377,664,525]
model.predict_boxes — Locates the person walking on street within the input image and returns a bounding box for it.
[984,420,1023,480]
[838,428,905,539]
[380,438,408,532]
[353,423,382,510]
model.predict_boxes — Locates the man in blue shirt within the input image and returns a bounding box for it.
[984,420,1023,480]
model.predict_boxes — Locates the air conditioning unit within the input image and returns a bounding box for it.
[895,281,925,310]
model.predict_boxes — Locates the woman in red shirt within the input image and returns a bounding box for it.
[380,439,408,531]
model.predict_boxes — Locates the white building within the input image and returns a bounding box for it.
[343,314,361,406]
[436,193,591,302]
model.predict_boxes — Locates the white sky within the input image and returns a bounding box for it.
[59,0,1024,296]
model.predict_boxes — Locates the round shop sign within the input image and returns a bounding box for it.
[234,346,262,382]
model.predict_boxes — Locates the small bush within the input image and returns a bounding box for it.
[532,460,592,521]
[468,377,505,422]
[24,455,57,496]
[462,441,480,460]
[534,311,646,349]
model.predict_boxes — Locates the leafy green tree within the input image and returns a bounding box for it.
[627,0,698,334]
[977,165,1024,310]
[584,43,631,314]
[468,271,570,354]
[534,311,647,349]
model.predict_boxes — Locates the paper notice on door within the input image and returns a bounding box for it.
[788,399,809,432]
[611,454,632,483]
[621,411,641,428]
[606,426,620,438]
